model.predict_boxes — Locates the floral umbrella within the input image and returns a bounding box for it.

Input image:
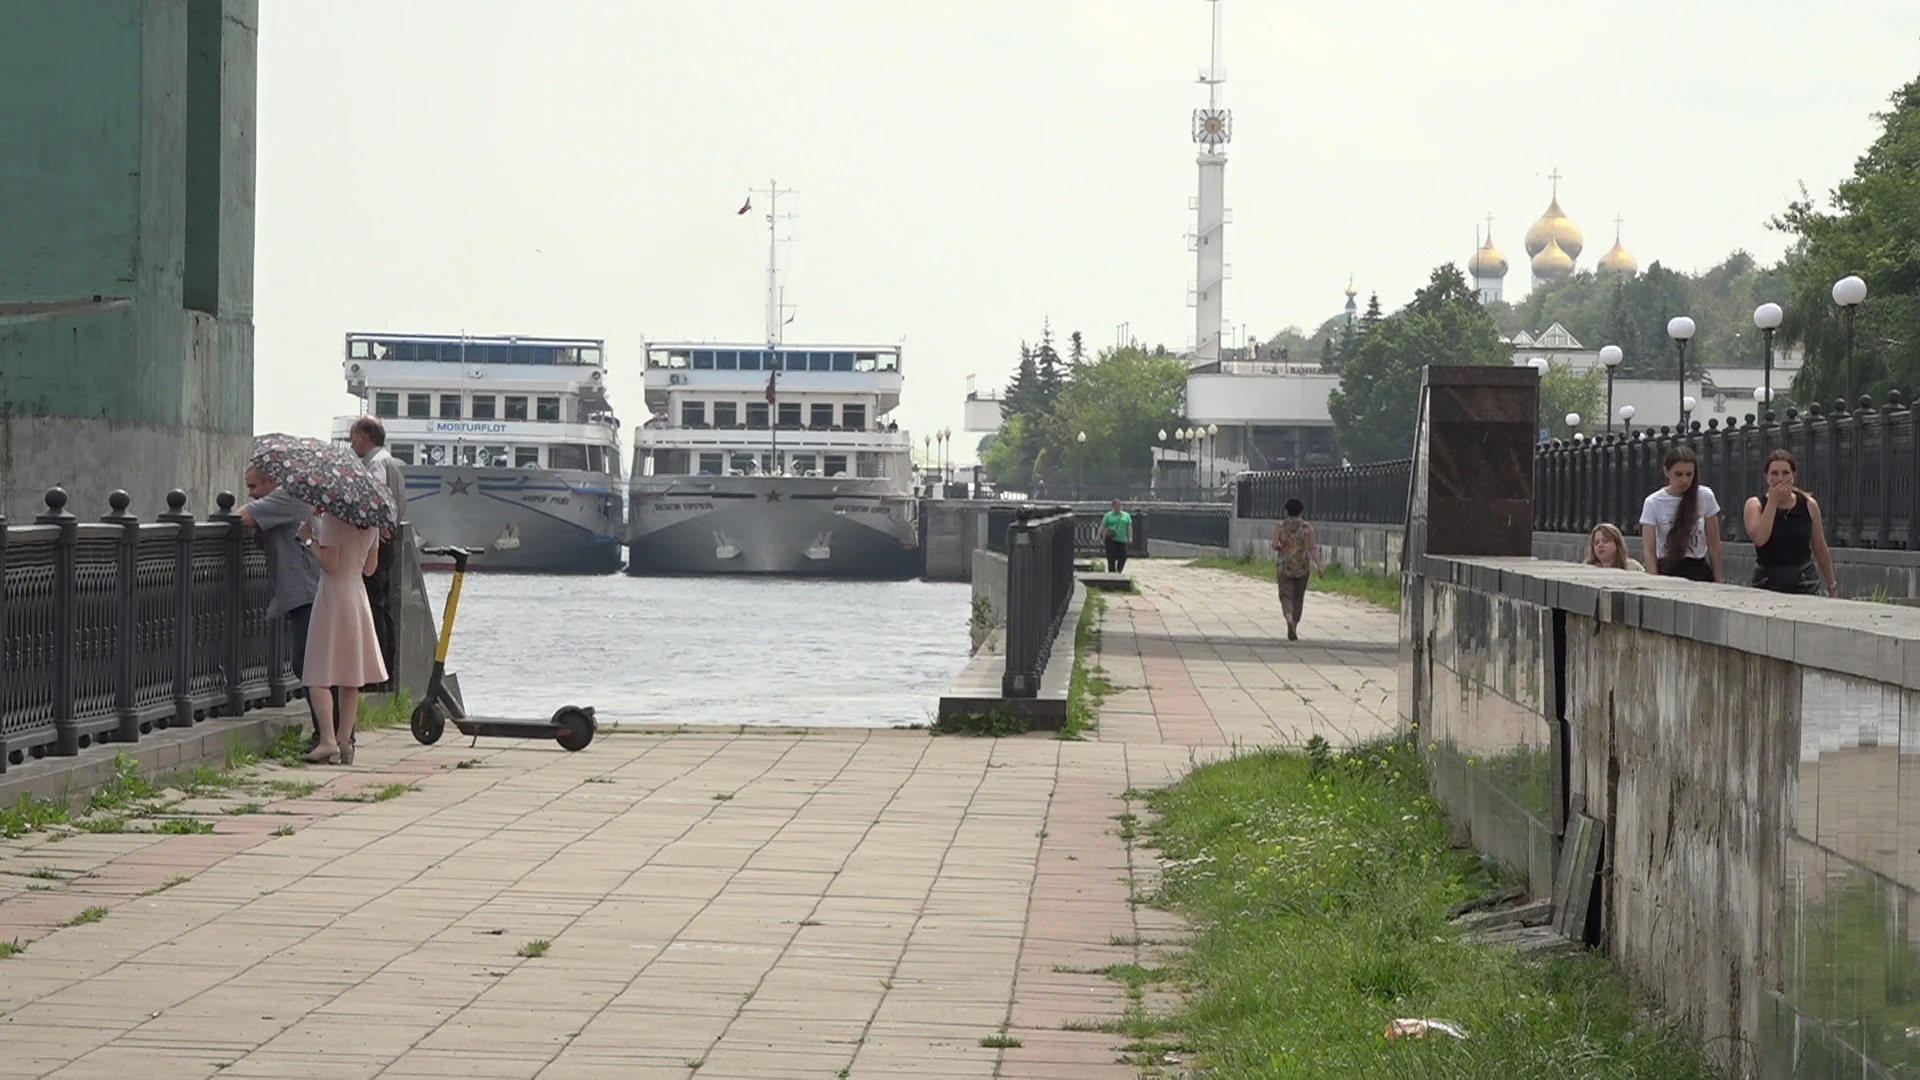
[251,433,396,529]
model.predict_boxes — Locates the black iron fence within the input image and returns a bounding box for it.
[1139,505,1231,549]
[1232,391,1920,550]
[1001,507,1077,698]
[2,486,297,772]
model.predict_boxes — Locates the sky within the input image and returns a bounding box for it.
[253,0,1920,465]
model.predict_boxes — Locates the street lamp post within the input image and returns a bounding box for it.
[1619,404,1635,437]
[1681,395,1698,434]
[942,427,953,486]
[1206,423,1219,496]
[1076,430,1086,497]
[1667,316,1696,428]
[1599,345,1623,433]
[1753,386,1773,425]
[1753,303,1783,417]
[1833,275,1868,406]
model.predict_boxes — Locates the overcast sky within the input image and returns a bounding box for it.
[254,1,1920,463]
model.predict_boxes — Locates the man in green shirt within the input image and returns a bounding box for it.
[1101,500,1133,573]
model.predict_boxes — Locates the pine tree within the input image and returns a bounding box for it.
[1003,343,1040,418]
[1068,330,1086,368]
[1034,321,1065,410]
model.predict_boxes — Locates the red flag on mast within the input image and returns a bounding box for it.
[736,196,752,215]
[764,368,777,404]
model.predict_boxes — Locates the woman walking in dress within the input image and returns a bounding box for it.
[1271,498,1323,641]
[297,510,386,764]
[1743,449,1838,596]
[1639,446,1724,582]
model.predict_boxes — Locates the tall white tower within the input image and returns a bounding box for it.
[1188,0,1230,367]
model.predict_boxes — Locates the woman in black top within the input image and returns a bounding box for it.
[1741,449,1838,596]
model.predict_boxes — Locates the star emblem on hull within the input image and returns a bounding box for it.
[764,490,783,502]
[447,477,472,495]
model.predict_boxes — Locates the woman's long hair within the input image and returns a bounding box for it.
[1660,446,1701,574]
[1584,523,1630,569]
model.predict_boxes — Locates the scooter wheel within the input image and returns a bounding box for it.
[411,702,447,746]
[553,706,595,752]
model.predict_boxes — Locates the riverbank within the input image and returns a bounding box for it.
[1134,741,1719,1078]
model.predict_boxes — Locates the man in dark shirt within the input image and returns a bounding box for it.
[239,466,330,745]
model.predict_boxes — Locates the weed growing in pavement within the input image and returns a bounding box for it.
[1063,592,1111,741]
[152,818,215,835]
[979,1034,1022,1049]
[517,940,550,958]
[88,755,159,813]
[933,709,1028,737]
[139,877,192,897]
[271,825,296,837]
[0,792,70,838]
[0,939,24,958]
[63,907,107,927]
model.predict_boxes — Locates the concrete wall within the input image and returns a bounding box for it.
[1406,554,1920,1078]
[969,548,1008,652]
[922,500,983,582]
[0,0,257,522]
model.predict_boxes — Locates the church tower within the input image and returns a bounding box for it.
[1525,170,1583,287]
[1467,216,1510,303]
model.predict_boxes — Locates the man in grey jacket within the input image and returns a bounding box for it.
[240,465,327,743]
[350,415,407,694]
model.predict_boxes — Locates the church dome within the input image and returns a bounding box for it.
[1467,235,1509,279]
[1597,233,1638,277]
[1531,235,1574,281]
[1524,196,1584,261]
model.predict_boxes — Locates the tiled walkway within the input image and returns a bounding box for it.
[0,561,1399,1080]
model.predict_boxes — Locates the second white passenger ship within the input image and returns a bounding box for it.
[335,332,625,574]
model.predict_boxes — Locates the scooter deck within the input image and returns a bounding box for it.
[452,719,566,739]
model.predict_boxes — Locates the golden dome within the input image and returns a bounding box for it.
[1531,235,1574,281]
[1467,235,1509,279]
[1524,196,1584,261]
[1597,233,1638,277]
[1344,278,1357,299]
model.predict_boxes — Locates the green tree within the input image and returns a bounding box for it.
[1536,360,1605,438]
[1003,344,1041,417]
[1040,347,1188,483]
[1774,72,1920,407]
[1327,265,1509,463]
[979,413,1032,488]
[1068,330,1086,367]
[1034,322,1066,410]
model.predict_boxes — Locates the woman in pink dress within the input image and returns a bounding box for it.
[296,511,387,764]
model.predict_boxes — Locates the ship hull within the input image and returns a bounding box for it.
[402,467,624,574]
[625,476,919,577]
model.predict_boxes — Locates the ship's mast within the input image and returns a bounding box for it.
[750,180,796,345]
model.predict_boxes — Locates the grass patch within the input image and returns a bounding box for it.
[932,709,1029,737]
[371,783,414,802]
[261,779,321,800]
[358,692,414,731]
[1141,738,1719,1077]
[517,939,550,958]
[456,759,485,770]
[265,726,311,768]
[979,1033,1023,1049]
[139,876,192,896]
[1063,591,1111,741]
[0,792,71,839]
[1190,554,1402,613]
[223,803,265,816]
[63,906,108,927]
[88,755,159,813]
[151,818,215,835]
[26,867,63,881]
[271,825,296,837]
[0,938,24,958]
[175,764,244,797]
[74,816,128,834]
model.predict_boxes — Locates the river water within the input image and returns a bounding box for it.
[418,573,972,727]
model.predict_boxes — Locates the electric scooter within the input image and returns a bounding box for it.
[409,546,597,752]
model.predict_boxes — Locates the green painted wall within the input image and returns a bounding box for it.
[0,0,253,436]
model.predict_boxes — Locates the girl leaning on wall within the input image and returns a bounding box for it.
[1742,449,1839,596]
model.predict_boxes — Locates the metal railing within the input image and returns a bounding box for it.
[1002,507,1077,698]
[1140,505,1231,548]
[1236,461,1412,523]
[1231,391,1920,550]
[2,486,297,772]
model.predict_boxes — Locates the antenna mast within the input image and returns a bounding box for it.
[750,180,796,344]
[1188,0,1231,369]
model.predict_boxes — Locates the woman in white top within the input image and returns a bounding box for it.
[1638,445,1723,583]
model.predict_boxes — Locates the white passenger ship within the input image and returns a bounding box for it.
[625,181,917,576]
[333,332,625,574]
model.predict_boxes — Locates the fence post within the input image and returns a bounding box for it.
[1003,514,1039,698]
[0,508,9,770]
[160,489,197,729]
[36,488,80,756]
[103,491,143,745]
[213,492,246,718]
[1909,393,1920,550]
[1880,391,1896,548]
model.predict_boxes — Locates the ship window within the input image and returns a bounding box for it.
[479,446,509,468]
[422,444,448,466]
[810,403,833,429]
[692,351,715,370]
[504,395,528,420]
[438,394,461,419]
[390,443,415,465]
[698,452,723,475]
[515,446,540,468]
[713,401,738,427]
[587,446,606,472]
[877,353,898,371]
[680,401,705,427]
[746,402,769,428]
[454,444,478,465]
[550,444,589,471]
[824,454,848,477]
[842,404,866,429]
[510,345,540,365]
[831,352,854,371]
[854,354,877,372]
[761,453,775,473]
[374,392,399,418]
[536,397,561,421]
[790,454,816,475]
[809,352,831,371]
[777,402,802,427]
[580,347,601,366]
[471,395,497,420]
[730,453,756,474]
[738,351,763,371]
[406,393,431,418]
[350,340,373,360]
[717,351,738,370]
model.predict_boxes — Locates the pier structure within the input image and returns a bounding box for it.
[0,0,259,522]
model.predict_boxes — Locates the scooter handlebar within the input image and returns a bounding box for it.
[421,546,485,558]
